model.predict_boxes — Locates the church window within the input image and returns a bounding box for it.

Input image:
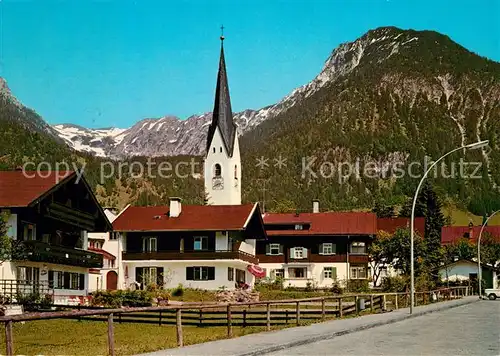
[213,147,215,153]
[220,147,223,153]
[214,164,222,177]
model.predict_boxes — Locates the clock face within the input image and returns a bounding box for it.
[212,177,224,190]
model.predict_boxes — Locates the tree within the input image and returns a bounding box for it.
[372,202,396,218]
[399,181,446,272]
[0,212,24,264]
[369,228,426,286]
[481,233,500,269]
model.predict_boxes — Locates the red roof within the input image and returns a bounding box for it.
[263,212,377,236]
[377,217,426,237]
[0,170,74,207]
[113,203,259,232]
[88,247,116,260]
[441,226,500,244]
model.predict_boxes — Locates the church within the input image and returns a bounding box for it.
[112,34,267,291]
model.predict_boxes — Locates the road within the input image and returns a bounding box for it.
[269,301,500,356]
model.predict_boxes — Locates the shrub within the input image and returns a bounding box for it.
[346,279,370,293]
[15,292,53,311]
[380,276,408,292]
[91,290,154,308]
[171,284,184,297]
[330,279,343,294]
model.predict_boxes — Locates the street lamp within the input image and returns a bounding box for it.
[410,140,489,314]
[477,209,500,298]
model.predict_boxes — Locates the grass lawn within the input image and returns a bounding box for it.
[0,319,278,355]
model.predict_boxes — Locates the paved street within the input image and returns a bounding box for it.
[269,301,500,356]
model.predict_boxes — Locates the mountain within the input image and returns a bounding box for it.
[0,78,71,168]
[51,26,364,159]
[240,26,500,214]
[2,26,499,215]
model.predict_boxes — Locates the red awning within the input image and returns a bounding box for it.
[247,265,266,278]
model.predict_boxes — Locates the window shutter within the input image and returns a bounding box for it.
[136,267,143,284]
[303,248,308,258]
[48,271,54,288]
[266,244,270,255]
[332,244,337,254]
[157,267,164,286]
[289,247,295,259]
[186,267,194,281]
[79,274,85,290]
[332,267,337,280]
[63,272,70,289]
[208,267,215,280]
[319,243,323,255]
[279,244,284,254]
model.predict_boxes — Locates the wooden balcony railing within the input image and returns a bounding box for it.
[122,250,259,264]
[18,240,103,268]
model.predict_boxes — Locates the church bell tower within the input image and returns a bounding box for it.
[204,30,241,205]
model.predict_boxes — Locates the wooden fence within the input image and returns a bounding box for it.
[0,286,470,356]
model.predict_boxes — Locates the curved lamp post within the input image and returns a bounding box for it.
[477,209,500,298]
[410,140,489,314]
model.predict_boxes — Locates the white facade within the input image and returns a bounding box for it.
[204,126,241,206]
[123,260,254,290]
[260,262,351,289]
[1,211,90,304]
[88,209,119,292]
[439,260,498,288]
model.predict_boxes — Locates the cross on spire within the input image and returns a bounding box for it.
[220,25,225,41]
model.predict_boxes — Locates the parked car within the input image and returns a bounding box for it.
[484,289,500,300]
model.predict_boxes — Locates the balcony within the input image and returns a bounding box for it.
[18,240,103,268]
[122,250,259,265]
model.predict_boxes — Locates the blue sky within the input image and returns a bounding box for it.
[1,0,498,128]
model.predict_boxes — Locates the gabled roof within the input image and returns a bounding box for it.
[206,40,237,157]
[438,259,497,271]
[441,225,500,244]
[0,170,75,207]
[113,203,264,233]
[263,212,377,236]
[377,217,426,237]
[0,170,112,231]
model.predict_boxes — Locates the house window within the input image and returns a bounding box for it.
[42,234,50,244]
[70,273,79,289]
[22,223,36,241]
[186,267,215,281]
[294,224,303,230]
[142,237,157,252]
[266,243,282,255]
[110,232,118,240]
[236,269,246,283]
[351,242,366,254]
[323,267,337,279]
[194,236,208,251]
[290,247,307,259]
[320,243,336,255]
[228,267,234,281]
[271,269,284,279]
[214,164,222,177]
[17,267,39,283]
[350,266,367,279]
[288,267,306,279]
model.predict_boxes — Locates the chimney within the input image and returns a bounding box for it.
[312,200,320,213]
[169,197,182,218]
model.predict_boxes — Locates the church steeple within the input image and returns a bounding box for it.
[206,28,237,157]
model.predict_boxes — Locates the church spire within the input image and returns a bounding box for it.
[206,26,237,157]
